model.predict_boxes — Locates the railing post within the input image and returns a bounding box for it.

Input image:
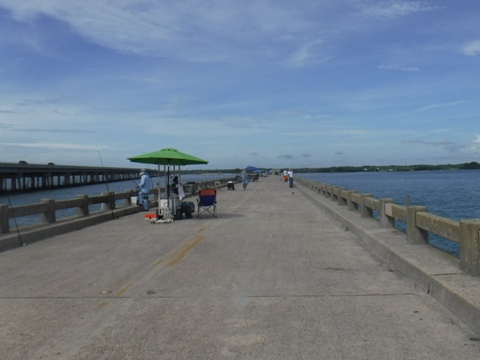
[360,194,372,218]
[380,198,395,228]
[0,204,10,233]
[330,187,337,202]
[125,190,134,205]
[459,219,480,277]
[406,206,428,244]
[101,191,115,210]
[324,185,330,198]
[191,182,197,196]
[77,195,89,216]
[40,199,56,224]
[337,188,346,205]
[347,190,357,211]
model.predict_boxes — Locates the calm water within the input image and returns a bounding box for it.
[299,170,480,258]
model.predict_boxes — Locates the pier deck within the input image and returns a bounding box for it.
[1,176,480,359]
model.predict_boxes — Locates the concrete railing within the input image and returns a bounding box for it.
[297,177,480,277]
[0,177,238,251]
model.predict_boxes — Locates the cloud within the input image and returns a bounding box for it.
[220,117,259,129]
[0,0,322,62]
[0,141,108,151]
[277,154,294,160]
[14,128,96,133]
[301,153,312,158]
[250,152,263,157]
[460,39,480,56]
[354,0,440,19]
[417,101,466,111]
[473,135,480,144]
[379,64,419,72]
[282,40,332,68]
[401,139,464,152]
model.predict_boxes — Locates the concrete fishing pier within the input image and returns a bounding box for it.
[1,176,480,359]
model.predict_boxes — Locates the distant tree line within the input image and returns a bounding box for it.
[294,161,480,173]
[187,161,480,174]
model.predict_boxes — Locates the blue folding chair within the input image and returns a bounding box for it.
[197,189,217,218]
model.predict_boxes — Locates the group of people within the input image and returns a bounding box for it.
[283,169,294,188]
[242,168,294,190]
[138,167,293,210]
[136,169,186,211]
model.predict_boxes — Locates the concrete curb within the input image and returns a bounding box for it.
[0,205,141,253]
[297,182,480,336]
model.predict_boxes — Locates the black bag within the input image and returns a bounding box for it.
[181,201,195,214]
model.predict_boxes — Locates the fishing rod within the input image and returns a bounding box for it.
[96,146,118,220]
[5,192,26,247]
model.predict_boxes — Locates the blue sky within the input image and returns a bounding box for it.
[1,0,479,170]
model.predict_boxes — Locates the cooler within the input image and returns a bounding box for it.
[159,198,180,216]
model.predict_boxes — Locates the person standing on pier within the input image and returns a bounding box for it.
[242,169,249,190]
[288,169,294,188]
[138,169,152,211]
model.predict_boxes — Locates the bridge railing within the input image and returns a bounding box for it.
[297,177,480,277]
[0,177,237,236]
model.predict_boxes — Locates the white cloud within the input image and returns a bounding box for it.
[417,101,466,111]
[282,40,330,68]
[473,135,480,144]
[0,141,109,151]
[379,64,419,72]
[401,139,464,152]
[0,0,321,62]
[460,39,480,56]
[354,0,440,19]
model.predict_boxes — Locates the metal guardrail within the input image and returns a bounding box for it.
[297,177,480,277]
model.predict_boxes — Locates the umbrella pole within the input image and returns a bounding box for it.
[157,164,161,209]
[167,164,170,209]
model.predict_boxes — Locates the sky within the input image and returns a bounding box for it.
[0,0,479,170]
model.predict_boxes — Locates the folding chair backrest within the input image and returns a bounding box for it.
[199,189,216,206]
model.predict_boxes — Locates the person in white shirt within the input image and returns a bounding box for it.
[287,169,294,188]
[242,169,249,190]
[138,169,152,211]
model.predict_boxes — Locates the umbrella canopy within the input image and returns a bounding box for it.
[245,165,261,172]
[128,148,208,209]
[128,147,208,166]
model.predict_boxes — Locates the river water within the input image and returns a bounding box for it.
[299,170,480,258]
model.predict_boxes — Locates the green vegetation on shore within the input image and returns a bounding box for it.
[294,161,480,173]
[189,161,480,175]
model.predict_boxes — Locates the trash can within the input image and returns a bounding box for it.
[185,182,197,195]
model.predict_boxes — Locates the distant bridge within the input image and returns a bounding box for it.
[0,162,156,193]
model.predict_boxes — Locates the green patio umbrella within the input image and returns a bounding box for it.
[128,147,209,166]
[128,148,209,209]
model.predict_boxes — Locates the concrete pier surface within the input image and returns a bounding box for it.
[1,176,480,359]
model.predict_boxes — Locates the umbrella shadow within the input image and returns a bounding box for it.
[191,212,245,220]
